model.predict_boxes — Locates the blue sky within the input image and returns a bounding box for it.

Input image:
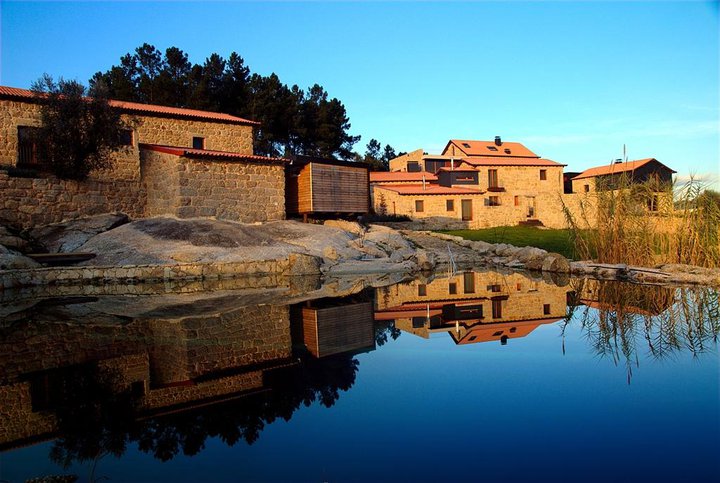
[1,1,718,183]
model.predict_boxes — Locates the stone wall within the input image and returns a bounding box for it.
[0,97,265,229]
[0,258,293,290]
[0,171,146,229]
[373,185,571,229]
[0,98,254,176]
[141,150,181,218]
[134,115,253,155]
[142,151,285,222]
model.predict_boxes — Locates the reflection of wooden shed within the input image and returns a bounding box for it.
[286,155,370,218]
[301,301,375,358]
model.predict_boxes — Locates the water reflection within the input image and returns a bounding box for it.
[375,270,571,345]
[563,279,720,382]
[0,270,717,476]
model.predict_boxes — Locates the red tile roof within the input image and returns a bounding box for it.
[374,184,484,196]
[140,144,287,163]
[369,171,438,183]
[453,317,563,345]
[572,158,675,180]
[460,157,565,167]
[0,85,259,126]
[443,139,539,158]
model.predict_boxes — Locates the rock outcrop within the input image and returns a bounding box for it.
[29,213,130,253]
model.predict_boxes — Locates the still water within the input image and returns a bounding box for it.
[0,270,718,482]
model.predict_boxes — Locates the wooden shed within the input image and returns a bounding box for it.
[286,155,370,218]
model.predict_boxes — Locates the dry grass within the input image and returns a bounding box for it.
[563,279,720,383]
[563,176,720,268]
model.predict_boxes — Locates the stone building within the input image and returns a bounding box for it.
[0,85,286,228]
[373,137,569,229]
[568,158,675,194]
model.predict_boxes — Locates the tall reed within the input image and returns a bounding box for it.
[563,175,720,268]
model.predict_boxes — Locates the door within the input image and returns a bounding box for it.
[526,196,536,218]
[461,199,473,221]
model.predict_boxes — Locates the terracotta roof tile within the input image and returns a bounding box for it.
[369,171,438,183]
[0,85,259,126]
[461,157,565,167]
[572,158,675,180]
[140,144,287,163]
[374,184,484,196]
[443,139,539,158]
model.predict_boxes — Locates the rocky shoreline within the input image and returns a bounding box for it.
[1,215,718,290]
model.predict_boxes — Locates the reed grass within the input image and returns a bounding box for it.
[562,279,720,383]
[563,175,720,268]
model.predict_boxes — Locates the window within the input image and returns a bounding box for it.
[488,196,500,207]
[455,175,474,181]
[462,143,471,148]
[17,126,40,168]
[487,146,498,152]
[488,169,499,188]
[514,196,520,206]
[584,184,590,193]
[192,136,205,149]
[415,200,424,212]
[407,161,421,172]
[463,272,475,293]
[516,282,522,291]
[540,169,547,180]
[492,299,503,318]
[504,148,511,154]
[412,317,426,328]
[449,282,457,295]
[119,129,134,146]
[446,199,455,211]
[543,304,551,315]
[425,159,448,173]
[487,284,501,292]
[418,284,427,296]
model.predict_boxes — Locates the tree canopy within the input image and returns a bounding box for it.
[31,74,133,180]
[90,43,372,160]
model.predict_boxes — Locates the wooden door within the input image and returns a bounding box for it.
[461,199,473,221]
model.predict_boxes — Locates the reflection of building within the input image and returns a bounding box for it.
[295,299,376,358]
[0,291,378,452]
[375,271,571,345]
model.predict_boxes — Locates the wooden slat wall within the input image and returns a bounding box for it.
[310,164,369,213]
[302,308,320,356]
[302,302,375,358]
[296,165,313,214]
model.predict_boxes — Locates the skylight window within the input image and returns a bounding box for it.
[487,146,498,151]
[504,148,511,154]
[462,143,471,148]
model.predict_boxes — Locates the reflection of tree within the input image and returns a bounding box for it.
[47,364,136,470]
[563,279,719,383]
[374,320,401,347]
[48,352,361,466]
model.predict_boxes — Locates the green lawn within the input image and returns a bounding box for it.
[439,226,578,259]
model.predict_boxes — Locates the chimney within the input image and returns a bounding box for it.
[495,136,502,146]
[615,158,622,164]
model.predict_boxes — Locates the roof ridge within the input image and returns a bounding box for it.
[0,84,259,126]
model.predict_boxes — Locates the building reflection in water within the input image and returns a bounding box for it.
[0,271,715,469]
[0,288,380,467]
[375,270,572,345]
